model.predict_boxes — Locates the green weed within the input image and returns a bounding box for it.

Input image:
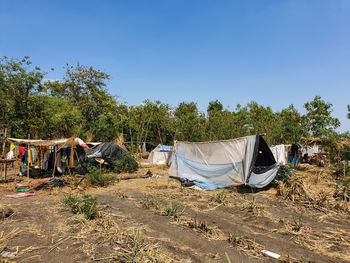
[162,201,182,218]
[141,195,162,210]
[243,196,264,213]
[211,190,227,204]
[225,252,231,263]
[292,213,303,232]
[63,193,99,220]
[87,166,116,187]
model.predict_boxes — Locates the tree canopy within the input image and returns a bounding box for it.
[0,56,347,148]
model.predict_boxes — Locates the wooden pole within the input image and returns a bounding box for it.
[2,128,6,156]
[0,128,5,181]
[52,146,57,177]
[69,138,75,169]
[4,162,7,182]
[3,128,7,182]
[27,134,30,185]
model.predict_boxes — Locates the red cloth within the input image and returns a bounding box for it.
[18,146,25,158]
[34,180,48,187]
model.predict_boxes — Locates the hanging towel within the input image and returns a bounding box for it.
[10,143,15,151]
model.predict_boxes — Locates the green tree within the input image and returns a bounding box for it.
[277,105,306,143]
[347,105,350,119]
[304,95,340,138]
[125,100,174,148]
[244,102,278,144]
[45,64,119,141]
[26,95,82,139]
[0,56,46,137]
[207,99,223,116]
[174,102,205,141]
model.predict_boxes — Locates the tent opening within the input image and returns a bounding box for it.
[253,136,276,173]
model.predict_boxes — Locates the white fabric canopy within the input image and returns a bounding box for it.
[7,137,88,148]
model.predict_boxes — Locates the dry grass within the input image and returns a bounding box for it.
[71,212,182,263]
[277,174,313,203]
[227,233,263,258]
[2,163,350,262]
[184,217,223,240]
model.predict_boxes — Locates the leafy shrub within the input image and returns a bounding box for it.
[275,165,294,184]
[113,154,139,173]
[63,193,98,220]
[87,166,116,187]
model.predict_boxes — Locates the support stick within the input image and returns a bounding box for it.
[52,146,57,177]
[2,128,7,156]
[27,134,30,185]
[69,138,74,168]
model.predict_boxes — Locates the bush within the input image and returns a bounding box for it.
[112,154,139,173]
[63,193,98,220]
[87,166,116,187]
[275,165,294,184]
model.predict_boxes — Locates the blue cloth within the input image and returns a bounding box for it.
[291,157,299,164]
[176,155,243,189]
[159,145,173,152]
[23,150,28,165]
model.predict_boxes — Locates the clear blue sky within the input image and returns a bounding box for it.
[1,0,349,131]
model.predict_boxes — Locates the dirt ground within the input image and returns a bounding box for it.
[1,163,350,263]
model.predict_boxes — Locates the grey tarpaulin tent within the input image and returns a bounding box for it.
[169,135,279,189]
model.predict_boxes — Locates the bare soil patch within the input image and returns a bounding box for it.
[0,164,350,262]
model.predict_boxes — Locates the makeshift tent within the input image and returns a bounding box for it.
[84,142,126,164]
[79,142,138,175]
[169,135,279,189]
[147,145,173,165]
[7,137,88,148]
[7,137,88,177]
[270,144,287,165]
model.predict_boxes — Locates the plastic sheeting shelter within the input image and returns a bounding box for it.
[169,135,279,189]
[84,142,126,164]
[147,145,173,165]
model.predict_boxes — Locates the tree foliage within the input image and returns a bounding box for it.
[0,57,347,148]
[304,95,340,138]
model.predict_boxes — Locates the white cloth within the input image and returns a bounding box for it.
[6,151,14,160]
[301,145,319,156]
[270,145,286,165]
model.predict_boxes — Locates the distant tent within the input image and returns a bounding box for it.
[147,145,173,165]
[301,145,320,157]
[169,135,279,189]
[270,144,287,165]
